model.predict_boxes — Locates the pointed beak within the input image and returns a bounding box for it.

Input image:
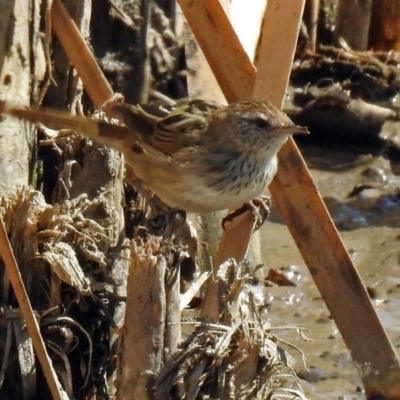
[279,124,309,135]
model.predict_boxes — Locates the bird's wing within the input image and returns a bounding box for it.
[113,99,221,157]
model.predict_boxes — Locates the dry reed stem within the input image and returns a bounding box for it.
[0,217,66,400]
[51,0,114,108]
[117,245,166,399]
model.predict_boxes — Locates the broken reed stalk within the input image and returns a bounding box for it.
[165,263,181,357]
[117,245,166,400]
[304,0,319,52]
[0,217,65,400]
[178,0,400,397]
[369,0,400,51]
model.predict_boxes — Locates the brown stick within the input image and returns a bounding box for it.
[51,0,114,108]
[164,263,181,358]
[117,245,166,399]
[0,218,65,400]
[178,0,400,397]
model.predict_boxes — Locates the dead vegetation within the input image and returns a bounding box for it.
[2,0,400,399]
[0,187,307,399]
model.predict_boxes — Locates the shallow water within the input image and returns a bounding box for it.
[259,145,400,399]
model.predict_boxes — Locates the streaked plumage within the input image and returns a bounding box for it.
[0,99,308,213]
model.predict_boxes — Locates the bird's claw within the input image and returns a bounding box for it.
[222,195,271,230]
[249,195,271,230]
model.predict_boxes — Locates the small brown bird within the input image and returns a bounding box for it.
[0,99,308,213]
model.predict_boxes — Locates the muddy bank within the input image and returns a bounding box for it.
[261,144,400,399]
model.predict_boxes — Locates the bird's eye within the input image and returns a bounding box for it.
[252,117,271,130]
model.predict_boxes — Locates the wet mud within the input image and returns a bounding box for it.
[261,144,400,399]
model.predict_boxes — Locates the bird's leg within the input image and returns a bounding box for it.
[222,195,271,230]
[249,195,271,230]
